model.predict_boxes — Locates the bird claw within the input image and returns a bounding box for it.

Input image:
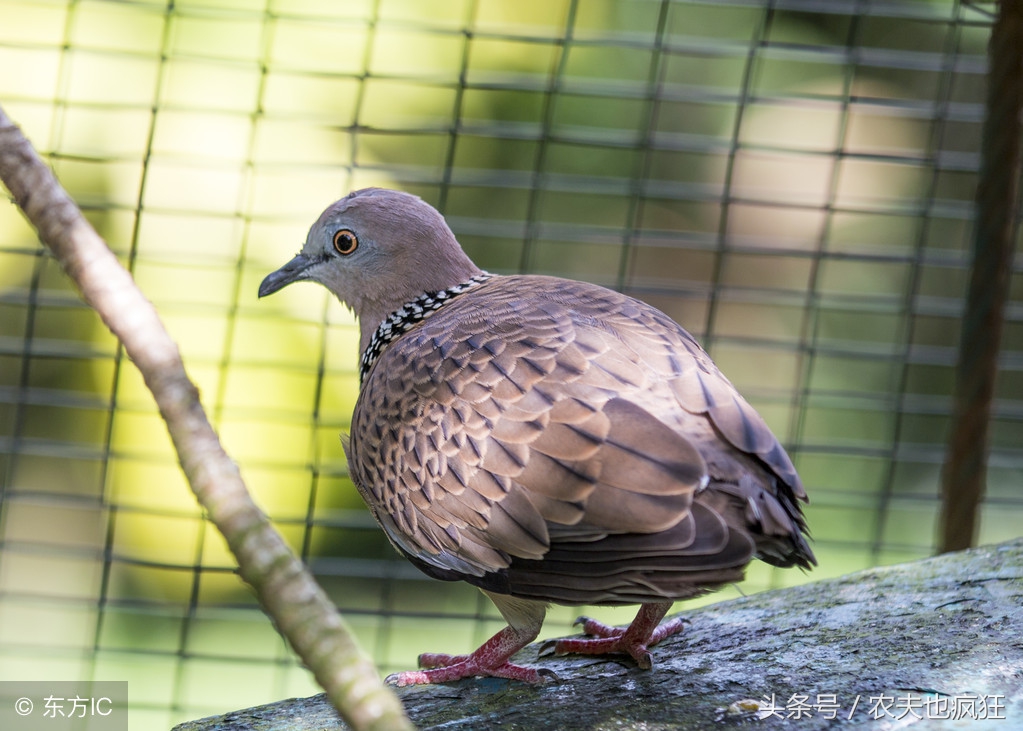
[418,652,464,669]
[574,616,623,639]
[539,616,609,657]
[552,635,654,666]
[551,609,687,667]
[537,639,558,657]
[385,658,556,686]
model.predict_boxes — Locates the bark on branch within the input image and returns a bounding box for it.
[175,539,1023,730]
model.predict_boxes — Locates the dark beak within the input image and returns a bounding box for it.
[258,253,317,298]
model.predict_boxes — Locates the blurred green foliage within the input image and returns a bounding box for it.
[0,0,1018,726]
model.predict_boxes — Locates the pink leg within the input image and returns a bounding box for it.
[386,592,553,686]
[552,602,684,670]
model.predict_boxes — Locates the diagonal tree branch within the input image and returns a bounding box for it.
[0,104,413,731]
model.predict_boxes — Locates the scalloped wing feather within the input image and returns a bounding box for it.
[346,275,814,599]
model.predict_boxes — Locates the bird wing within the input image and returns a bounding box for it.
[347,275,806,582]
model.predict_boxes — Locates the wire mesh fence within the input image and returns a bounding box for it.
[0,0,1019,726]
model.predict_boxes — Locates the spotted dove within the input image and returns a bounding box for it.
[258,187,815,686]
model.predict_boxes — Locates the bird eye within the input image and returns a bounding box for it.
[333,229,358,255]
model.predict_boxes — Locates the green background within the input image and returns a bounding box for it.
[0,0,1019,727]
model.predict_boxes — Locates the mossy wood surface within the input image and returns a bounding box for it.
[175,540,1023,730]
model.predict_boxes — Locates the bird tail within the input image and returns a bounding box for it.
[699,475,816,571]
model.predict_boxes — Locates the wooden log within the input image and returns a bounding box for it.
[175,539,1023,730]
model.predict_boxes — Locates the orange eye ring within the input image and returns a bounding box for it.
[333,229,358,255]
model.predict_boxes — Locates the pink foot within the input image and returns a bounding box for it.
[384,623,555,686]
[387,656,554,686]
[552,603,685,670]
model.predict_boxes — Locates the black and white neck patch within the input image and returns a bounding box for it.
[359,272,493,384]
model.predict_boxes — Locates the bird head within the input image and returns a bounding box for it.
[258,188,482,342]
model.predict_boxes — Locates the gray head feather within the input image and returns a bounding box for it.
[259,188,481,349]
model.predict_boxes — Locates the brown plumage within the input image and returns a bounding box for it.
[259,187,815,685]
